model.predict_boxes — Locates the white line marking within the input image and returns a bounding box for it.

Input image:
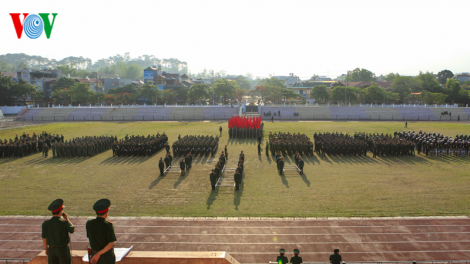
[2,232,470,236]
[3,240,470,244]
[1,224,469,228]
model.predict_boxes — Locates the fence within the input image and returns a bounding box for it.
[15,115,239,122]
[262,103,461,108]
[0,258,31,264]
[43,104,238,108]
[269,261,469,264]
[261,114,470,121]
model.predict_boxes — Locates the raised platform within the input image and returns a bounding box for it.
[29,250,240,264]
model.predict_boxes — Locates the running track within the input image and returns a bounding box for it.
[0,217,469,263]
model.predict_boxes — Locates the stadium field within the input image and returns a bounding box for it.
[0,121,469,217]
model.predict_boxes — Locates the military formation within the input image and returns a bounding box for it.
[268,132,313,156]
[52,135,115,158]
[394,130,469,157]
[113,133,168,157]
[209,150,244,191]
[172,135,219,156]
[314,132,368,157]
[229,124,263,139]
[0,131,64,158]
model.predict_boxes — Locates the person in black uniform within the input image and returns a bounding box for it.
[276,249,288,264]
[164,155,170,169]
[165,143,170,155]
[42,199,75,264]
[86,199,116,264]
[185,154,191,171]
[234,171,241,191]
[210,169,217,191]
[180,158,185,176]
[265,141,269,156]
[298,158,304,174]
[258,143,261,155]
[278,157,284,175]
[219,126,223,136]
[290,249,302,264]
[158,157,165,176]
[330,249,342,264]
[224,145,228,160]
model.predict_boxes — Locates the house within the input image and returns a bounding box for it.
[340,81,392,89]
[103,78,134,93]
[288,81,335,97]
[273,74,301,87]
[454,73,470,82]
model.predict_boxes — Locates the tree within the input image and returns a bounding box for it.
[235,76,252,90]
[280,88,301,102]
[56,65,77,77]
[330,86,358,104]
[437,70,454,85]
[346,68,376,82]
[214,79,238,104]
[417,71,443,93]
[0,73,17,105]
[391,76,421,102]
[104,94,115,105]
[52,77,77,92]
[89,92,106,105]
[311,85,330,103]
[0,60,16,73]
[176,87,189,103]
[363,85,385,103]
[53,88,71,105]
[139,84,158,104]
[115,92,132,104]
[187,84,210,103]
[423,92,447,104]
[445,79,461,104]
[262,77,286,88]
[331,81,344,88]
[14,79,40,105]
[383,73,400,82]
[161,89,176,104]
[70,82,93,105]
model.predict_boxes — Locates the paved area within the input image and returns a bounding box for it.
[0,217,469,263]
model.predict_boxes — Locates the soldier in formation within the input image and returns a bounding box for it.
[269,132,313,156]
[180,158,186,176]
[210,169,217,191]
[53,135,115,158]
[0,131,62,158]
[229,122,264,139]
[172,135,219,156]
[113,133,167,157]
[314,132,368,157]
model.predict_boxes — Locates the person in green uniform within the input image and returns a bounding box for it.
[180,158,186,176]
[298,158,304,174]
[278,157,284,175]
[164,155,170,169]
[330,249,342,264]
[158,157,165,176]
[276,249,288,264]
[86,199,117,264]
[290,249,302,264]
[234,171,241,191]
[42,199,75,264]
[210,169,217,191]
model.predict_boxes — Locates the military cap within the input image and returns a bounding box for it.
[93,199,111,214]
[279,249,285,253]
[294,249,300,254]
[48,199,64,212]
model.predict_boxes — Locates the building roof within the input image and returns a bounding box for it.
[30,70,59,75]
[144,66,157,71]
[2,72,16,78]
[168,73,180,78]
[181,74,189,79]
[155,75,166,79]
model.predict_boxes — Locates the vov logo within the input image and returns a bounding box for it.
[9,13,58,39]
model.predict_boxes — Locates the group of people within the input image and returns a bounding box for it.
[394,130,469,157]
[314,132,368,157]
[157,152,174,176]
[51,135,115,158]
[0,131,64,158]
[172,135,219,156]
[209,149,245,191]
[276,248,343,264]
[112,133,168,157]
[42,198,116,264]
[263,110,281,116]
[178,152,194,176]
[268,132,313,156]
[229,125,263,139]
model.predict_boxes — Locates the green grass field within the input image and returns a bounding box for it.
[0,121,469,217]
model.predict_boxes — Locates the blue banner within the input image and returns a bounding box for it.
[157,85,164,90]
[144,71,154,80]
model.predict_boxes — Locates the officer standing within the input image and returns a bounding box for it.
[164,155,170,169]
[290,249,303,264]
[234,171,241,191]
[298,158,304,174]
[219,126,223,136]
[330,249,342,264]
[43,143,49,157]
[42,199,75,264]
[158,157,165,176]
[276,249,288,264]
[258,143,261,155]
[265,141,269,156]
[210,169,217,191]
[185,154,191,171]
[278,157,284,175]
[180,158,186,176]
[86,199,117,264]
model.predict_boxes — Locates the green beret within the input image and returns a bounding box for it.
[93,199,111,213]
[48,199,64,212]
[294,249,300,254]
[279,249,285,253]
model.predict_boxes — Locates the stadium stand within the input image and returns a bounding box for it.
[203,107,239,120]
[134,107,173,120]
[363,107,402,120]
[169,107,205,120]
[330,107,368,120]
[397,107,437,120]
[67,108,107,121]
[295,106,332,119]
[261,107,296,119]
[429,107,470,120]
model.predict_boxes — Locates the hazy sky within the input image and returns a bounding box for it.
[2,0,469,79]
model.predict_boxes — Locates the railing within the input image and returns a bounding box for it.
[260,114,469,121]
[45,104,238,108]
[261,103,461,108]
[15,115,240,122]
[269,261,469,264]
[0,258,32,264]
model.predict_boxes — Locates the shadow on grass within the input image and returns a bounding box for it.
[228,138,258,146]
[149,175,163,190]
[279,170,289,188]
[300,172,311,187]
[100,156,152,165]
[206,189,219,209]
[24,155,92,165]
[174,168,190,189]
[234,172,244,210]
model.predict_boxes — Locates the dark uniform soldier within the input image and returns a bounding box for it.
[330,249,342,264]
[42,143,49,157]
[265,141,269,156]
[298,158,304,174]
[278,157,284,175]
[86,199,117,264]
[42,199,75,264]
[276,249,288,264]
[158,157,165,176]
[290,249,303,264]
[164,155,170,169]
[185,154,191,171]
[258,143,261,155]
[210,169,217,191]
[234,171,241,191]
[180,158,186,176]
[219,126,223,136]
